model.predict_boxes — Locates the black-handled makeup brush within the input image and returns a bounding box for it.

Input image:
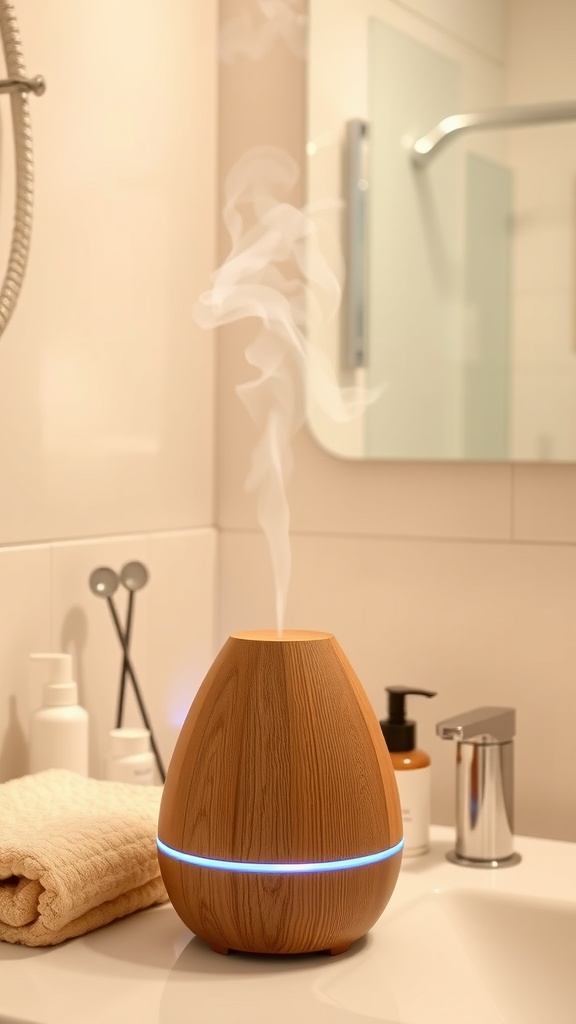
[89,567,166,783]
[116,561,149,729]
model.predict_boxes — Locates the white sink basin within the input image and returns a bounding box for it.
[319,887,576,1024]
[0,827,574,1024]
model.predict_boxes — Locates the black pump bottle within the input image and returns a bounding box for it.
[380,687,436,857]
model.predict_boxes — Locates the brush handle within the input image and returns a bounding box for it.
[115,590,134,729]
[106,597,166,783]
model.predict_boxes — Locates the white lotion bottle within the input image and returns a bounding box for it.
[105,728,155,784]
[380,686,437,857]
[29,653,89,776]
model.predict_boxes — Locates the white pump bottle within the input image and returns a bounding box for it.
[29,653,89,776]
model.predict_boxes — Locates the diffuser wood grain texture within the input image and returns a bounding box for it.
[158,631,403,955]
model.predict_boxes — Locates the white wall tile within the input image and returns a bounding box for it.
[50,535,154,780]
[0,0,217,545]
[146,529,218,763]
[513,465,576,543]
[49,528,217,782]
[0,4,220,785]
[220,528,576,842]
[0,545,51,782]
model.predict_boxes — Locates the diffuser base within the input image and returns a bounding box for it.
[328,942,352,956]
[158,852,402,957]
[208,940,353,957]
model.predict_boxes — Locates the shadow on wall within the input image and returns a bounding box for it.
[59,606,89,704]
[0,695,27,782]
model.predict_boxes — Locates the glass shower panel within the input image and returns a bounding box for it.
[365,19,464,459]
[462,154,512,460]
[364,20,512,461]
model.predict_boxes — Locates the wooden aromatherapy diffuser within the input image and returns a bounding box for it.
[157,630,403,955]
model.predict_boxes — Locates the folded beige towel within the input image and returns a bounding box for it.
[0,769,168,946]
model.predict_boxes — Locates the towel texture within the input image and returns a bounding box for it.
[0,769,168,946]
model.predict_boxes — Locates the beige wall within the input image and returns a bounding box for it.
[0,1,218,780]
[218,0,576,842]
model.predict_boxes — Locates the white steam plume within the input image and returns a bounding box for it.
[219,0,307,63]
[194,146,380,633]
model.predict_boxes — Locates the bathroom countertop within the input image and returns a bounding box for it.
[0,826,575,1024]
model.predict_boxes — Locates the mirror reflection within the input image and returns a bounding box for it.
[306,0,576,462]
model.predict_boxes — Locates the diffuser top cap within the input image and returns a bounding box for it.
[380,686,437,752]
[230,629,333,643]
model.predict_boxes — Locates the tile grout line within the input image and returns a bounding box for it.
[0,524,217,552]
[509,463,515,543]
[219,524,576,550]
[49,542,54,650]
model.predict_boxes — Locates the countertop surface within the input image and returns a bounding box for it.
[1,826,575,1024]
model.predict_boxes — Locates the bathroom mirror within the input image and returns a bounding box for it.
[306,0,576,462]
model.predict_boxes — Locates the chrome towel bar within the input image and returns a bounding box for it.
[412,98,576,167]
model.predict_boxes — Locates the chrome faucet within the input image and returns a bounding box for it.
[436,706,521,868]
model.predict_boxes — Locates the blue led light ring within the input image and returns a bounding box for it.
[157,836,404,874]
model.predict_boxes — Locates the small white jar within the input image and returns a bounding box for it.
[105,727,155,785]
